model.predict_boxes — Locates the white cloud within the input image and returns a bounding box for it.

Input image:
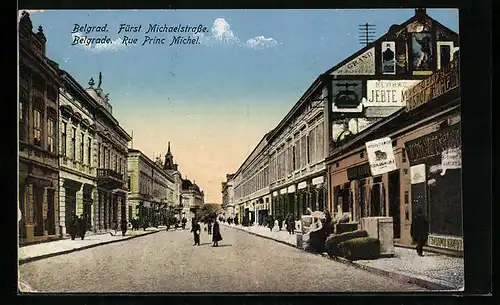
[71,32,127,53]
[245,35,278,50]
[198,18,279,50]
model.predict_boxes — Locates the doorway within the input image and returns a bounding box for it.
[33,186,44,236]
[46,189,55,235]
[65,188,76,233]
[388,170,401,239]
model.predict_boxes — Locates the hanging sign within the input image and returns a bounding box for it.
[331,48,375,76]
[441,147,461,176]
[410,164,426,184]
[365,137,397,176]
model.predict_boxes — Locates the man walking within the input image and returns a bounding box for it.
[78,214,87,240]
[411,208,429,257]
[191,218,201,246]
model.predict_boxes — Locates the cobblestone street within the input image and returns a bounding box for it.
[19,226,424,292]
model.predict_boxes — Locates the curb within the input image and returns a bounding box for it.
[19,229,162,265]
[224,225,457,291]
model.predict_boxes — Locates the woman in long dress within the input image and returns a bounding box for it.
[212,219,223,247]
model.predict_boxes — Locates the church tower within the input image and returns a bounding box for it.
[163,142,177,171]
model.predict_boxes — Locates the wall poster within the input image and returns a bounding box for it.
[381,41,396,74]
[395,40,409,74]
[331,80,363,112]
[437,41,455,70]
[365,137,397,176]
[412,32,433,74]
[331,47,375,76]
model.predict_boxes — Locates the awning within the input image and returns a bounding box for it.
[280,188,287,195]
[298,181,307,190]
[288,185,296,193]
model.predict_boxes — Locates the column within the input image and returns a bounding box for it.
[25,184,34,242]
[42,187,48,236]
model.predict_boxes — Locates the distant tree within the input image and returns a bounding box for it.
[199,203,222,221]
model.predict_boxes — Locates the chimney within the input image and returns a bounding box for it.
[415,8,427,19]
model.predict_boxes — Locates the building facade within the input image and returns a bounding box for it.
[326,52,461,251]
[181,179,204,222]
[85,76,132,232]
[127,149,175,227]
[221,174,235,220]
[162,143,184,220]
[19,12,61,244]
[58,70,99,234]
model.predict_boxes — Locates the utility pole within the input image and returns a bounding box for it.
[358,23,376,46]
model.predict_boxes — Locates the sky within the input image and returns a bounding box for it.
[23,9,459,203]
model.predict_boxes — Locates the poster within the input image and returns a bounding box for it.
[365,80,421,107]
[331,80,363,110]
[412,32,433,72]
[410,164,426,184]
[381,41,396,74]
[331,47,375,75]
[441,147,461,176]
[365,137,397,176]
[395,40,408,74]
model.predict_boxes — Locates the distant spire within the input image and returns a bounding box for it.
[168,141,171,153]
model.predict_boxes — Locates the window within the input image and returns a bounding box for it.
[62,122,67,157]
[88,138,92,165]
[97,143,101,167]
[19,102,25,140]
[33,109,42,147]
[402,148,407,163]
[71,128,76,160]
[118,157,121,173]
[80,133,84,162]
[47,118,55,153]
[292,146,296,171]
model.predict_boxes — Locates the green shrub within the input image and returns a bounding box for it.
[325,230,368,258]
[335,223,359,234]
[338,237,380,261]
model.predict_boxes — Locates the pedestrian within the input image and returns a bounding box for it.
[286,214,295,235]
[212,218,223,247]
[78,214,87,240]
[278,216,283,231]
[411,208,429,257]
[207,220,212,235]
[110,220,118,236]
[121,218,128,236]
[268,216,274,232]
[69,214,78,240]
[191,218,201,246]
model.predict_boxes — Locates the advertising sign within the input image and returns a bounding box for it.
[441,147,461,176]
[410,164,426,184]
[381,41,396,74]
[412,33,433,74]
[332,47,375,75]
[365,80,421,107]
[332,80,363,112]
[365,137,397,176]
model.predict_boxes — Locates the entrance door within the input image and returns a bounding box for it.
[65,188,76,232]
[46,189,55,235]
[388,170,401,238]
[33,186,44,236]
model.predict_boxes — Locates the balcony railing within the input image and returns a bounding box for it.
[97,169,124,189]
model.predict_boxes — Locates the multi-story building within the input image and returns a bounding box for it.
[221,174,235,219]
[19,12,61,244]
[162,143,184,219]
[58,70,99,234]
[181,178,204,222]
[85,75,131,231]
[127,149,175,227]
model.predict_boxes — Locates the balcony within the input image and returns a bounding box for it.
[97,168,124,189]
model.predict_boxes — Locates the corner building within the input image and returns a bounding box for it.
[19,12,61,244]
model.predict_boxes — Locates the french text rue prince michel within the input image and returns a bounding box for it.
[71,23,208,47]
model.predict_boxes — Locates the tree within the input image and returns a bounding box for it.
[199,204,222,221]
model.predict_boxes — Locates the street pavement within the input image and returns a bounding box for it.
[19,225,424,293]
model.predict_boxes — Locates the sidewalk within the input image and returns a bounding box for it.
[18,227,162,265]
[222,223,464,291]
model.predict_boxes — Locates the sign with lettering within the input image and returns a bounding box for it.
[410,164,426,184]
[347,163,371,180]
[332,48,375,76]
[405,60,460,111]
[441,147,461,176]
[405,124,461,165]
[365,80,421,107]
[365,137,397,176]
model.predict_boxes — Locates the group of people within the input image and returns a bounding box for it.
[190,215,223,247]
[69,214,88,240]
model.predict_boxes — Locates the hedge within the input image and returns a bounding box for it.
[325,230,368,258]
[335,223,359,234]
[338,237,381,261]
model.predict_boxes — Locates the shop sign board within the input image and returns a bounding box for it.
[365,80,421,107]
[347,162,371,181]
[405,124,461,165]
[365,137,397,176]
[331,47,375,76]
[410,164,426,184]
